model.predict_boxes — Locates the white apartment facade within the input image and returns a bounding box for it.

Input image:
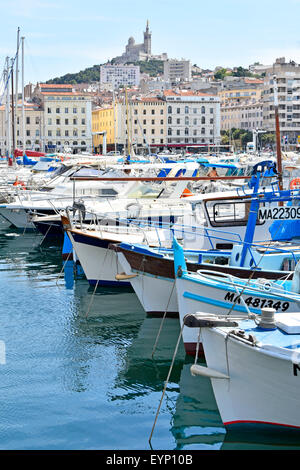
[34,83,93,153]
[262,58,300,145]
[221,99,263,131]
[163,90,220,147]
[115,97,166,152]
[100,64,140,90]
[0,101,44,155]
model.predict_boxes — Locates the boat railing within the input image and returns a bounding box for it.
[66,203,300,271]
[194,268,300,300]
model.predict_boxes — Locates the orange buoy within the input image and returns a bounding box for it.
[180,188,194,198]
[13,177,26,189]
[290,178,300,190]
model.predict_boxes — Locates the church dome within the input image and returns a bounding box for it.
[128,36,135,45]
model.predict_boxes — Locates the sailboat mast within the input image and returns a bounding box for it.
[21,36,25,153]
[113,90,117,153]
[11,58,15,161]
[15,27,20,151]
[273,75,283,191]
[125,87,130,156]
[5,57,11,158]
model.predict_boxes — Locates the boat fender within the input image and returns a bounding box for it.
[115,272,138,280]
[190,364,229,380]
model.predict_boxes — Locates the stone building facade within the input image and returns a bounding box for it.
[113,21,167,64]
[262,58,300,146]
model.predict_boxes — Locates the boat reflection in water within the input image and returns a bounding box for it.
[107,311,226,450]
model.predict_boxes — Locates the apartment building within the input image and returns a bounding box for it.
[0,101,44,155]
[163,59,191,84]
[100,64,140,89]
[92,105,116,153]
[163,90,220,147]
[33,83,93,153]
[115,97,166,152]
[219,80,263,106]
[221,99,263,131]
[262,58,300,145]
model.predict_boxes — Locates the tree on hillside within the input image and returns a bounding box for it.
[214,68,229,80]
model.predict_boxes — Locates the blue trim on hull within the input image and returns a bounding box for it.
[183,291,261,314]
[88,279,131,288]
[72,232,111,249]
[225,421,300,433]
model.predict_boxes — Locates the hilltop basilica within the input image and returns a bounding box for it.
[113,21,168,64]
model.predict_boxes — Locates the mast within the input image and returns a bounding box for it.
[11,58,15,161]
[273,75,283,191]
[5,57,11,158]
[3,60,8,156]
[125,87,130,156]
[113,90,117,153]
[21,36,25,153]
[15,27,20,151]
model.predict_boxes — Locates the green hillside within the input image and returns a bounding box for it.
[46,60,164,84]
[46,64,101,84]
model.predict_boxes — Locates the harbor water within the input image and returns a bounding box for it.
[1,219,300,451]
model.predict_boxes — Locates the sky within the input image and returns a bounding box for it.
[0,0,300,84]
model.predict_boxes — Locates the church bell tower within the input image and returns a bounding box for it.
[143,20,151,56]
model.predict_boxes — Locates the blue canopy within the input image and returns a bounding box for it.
[200,162,237,169]
[23,154,37,166]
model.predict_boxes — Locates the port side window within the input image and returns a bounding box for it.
[205,200,264,227]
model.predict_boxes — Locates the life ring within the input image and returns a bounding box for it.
[290,178,300,190]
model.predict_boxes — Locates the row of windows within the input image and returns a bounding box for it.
[124,117,214,125]
[132,102,163,106]
[16,130,40,137]
[47,141,87,145]
[47,130,86,137]
[1,139,88,147]
[134,109,164,115]
[132,129,164,135]
[223,91,257,97]
[16,117,41,125]
[45,96,86,101]
[48,118,86,125]
[167,105,215,114]
[167,116,213,124]
[167,128,214,136]
[167,138,215,144]
[129,119,164,125]
[47,107,86,114]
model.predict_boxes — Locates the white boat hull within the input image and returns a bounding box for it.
[0,207,35,229]
[117,252,178,316]
[176,275,300,356]
[67,231,129,287]
[201,326,300,430]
